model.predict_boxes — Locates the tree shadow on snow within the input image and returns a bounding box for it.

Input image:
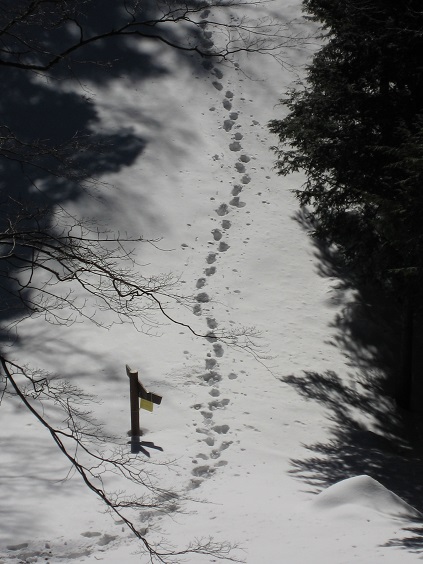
[0,428,79,543]
[0,0,213,350]
[0,1,215,543]
[282,209,423,552]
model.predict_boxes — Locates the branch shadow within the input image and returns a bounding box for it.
[283,209,423,552]
[0,0,217,347]
[0,424,79,544]
[0,1,217,544]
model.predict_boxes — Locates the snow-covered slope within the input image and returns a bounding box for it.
[2,2,423,563]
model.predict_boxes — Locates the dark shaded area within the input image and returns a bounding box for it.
[0,0,215,347]
[0,69,147,337]
[0,1,224,548]
[295,208,403,384]
[285,371,423,497]
[283,209,423,551]
[60,0,214,83]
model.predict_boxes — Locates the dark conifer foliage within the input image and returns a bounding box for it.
[270,0,423,409]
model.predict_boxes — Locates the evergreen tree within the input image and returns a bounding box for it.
[269,0,423,410]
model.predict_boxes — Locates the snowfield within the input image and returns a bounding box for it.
[2,1,423,563]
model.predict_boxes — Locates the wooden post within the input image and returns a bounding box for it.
[126,365,141,453]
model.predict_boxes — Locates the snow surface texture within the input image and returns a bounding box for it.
[312,476,422,521]
[2,1,423,563]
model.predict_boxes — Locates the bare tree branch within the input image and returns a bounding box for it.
[0,355,243,562]
[0,200,265,360]
[0,0,303,72]
[0,0,289,559]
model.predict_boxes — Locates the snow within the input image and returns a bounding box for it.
[2,1,423,563]
[312,475,423,520]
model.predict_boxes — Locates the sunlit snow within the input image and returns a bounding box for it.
[2,1,423,563]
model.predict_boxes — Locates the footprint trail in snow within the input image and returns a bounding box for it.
[187,15,257,490]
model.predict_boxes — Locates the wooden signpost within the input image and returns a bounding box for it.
[126,364,162,454]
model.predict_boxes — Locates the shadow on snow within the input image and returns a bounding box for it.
[0,1,216,544]
[0,0,213,349]
[283,208,423,552]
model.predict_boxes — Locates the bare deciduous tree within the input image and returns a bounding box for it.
[0,0,301,71]
[0,356,244,562]
[0,0,294,560]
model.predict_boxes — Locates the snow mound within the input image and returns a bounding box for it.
[313,475,422,520]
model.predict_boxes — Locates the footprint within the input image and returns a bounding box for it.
[202,60,213,70]
[197,453,209,460]
[6,543,29,550]
[216,460,228,467]
[219,441,232,451]
[192,465,215,477]
[216,203,229,216]
[218,241,230,252]
[212,424,230,434]
[193,304,202,316]
[209,398,230,410]
[229,112,239,120]
[225,90,234,99]
[205,266,216,276]
[229,197,246,208]
[221,220,231,230]
[81,532,102,538]
[229,141,242,152]
[206,332,217,342]
[235,162,246,173]
[241,174,251,184]
[224,120,234,131]
[212,68,224,79]
[213,343,224,357]
[234,132,243,140]
[201,410,213,420]
[232,185,243,196]
[196,278,206,289]
[201,371,222,384]
[212,81,223,91]
[212,229,222,241]
[239,154,251,163]
[204,436,215,446]
[207,253,217,264]
[205,357,217,369]
[206,317,218,329]
[196,292,210,303]
[223,99,232,110]
[98,534,118,547]
[210,449,221,459]
[228,372,238,380]
[201,39,214,49]
[189,478,203,489]
[209,388,220,397]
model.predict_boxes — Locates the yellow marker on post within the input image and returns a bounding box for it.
[140,397,154,412]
